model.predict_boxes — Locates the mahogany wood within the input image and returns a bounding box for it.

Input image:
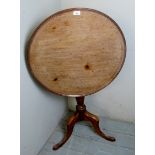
[27,8,126,96]
[26,8,126,151]
[53,96,115,150]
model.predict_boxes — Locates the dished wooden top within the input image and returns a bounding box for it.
[27,8,126,97]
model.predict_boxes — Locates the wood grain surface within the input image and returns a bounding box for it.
[27,8,126,96]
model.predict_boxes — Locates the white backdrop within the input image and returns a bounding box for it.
[21,0,134,155]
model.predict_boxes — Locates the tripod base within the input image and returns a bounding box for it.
[53,97,115,150]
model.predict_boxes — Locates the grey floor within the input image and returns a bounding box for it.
[38,112,135,155]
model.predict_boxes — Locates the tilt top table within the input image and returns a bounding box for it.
[27,8,126,150]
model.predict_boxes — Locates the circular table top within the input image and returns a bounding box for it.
[27,8,126,97]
